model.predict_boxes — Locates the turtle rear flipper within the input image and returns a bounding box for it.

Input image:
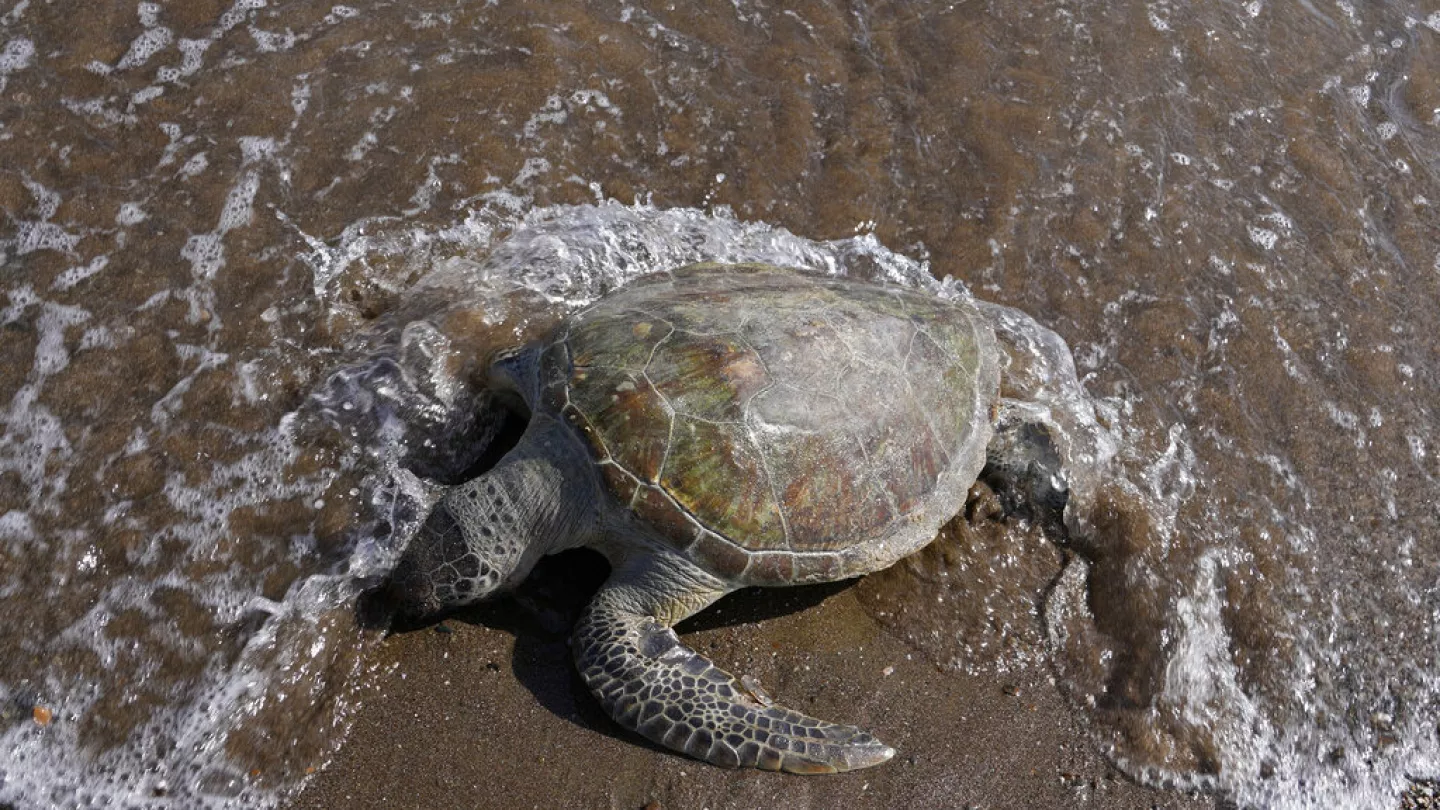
[982,403,1069,530]
[573,554,895,773]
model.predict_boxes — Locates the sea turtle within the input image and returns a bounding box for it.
[387,262,1007,773]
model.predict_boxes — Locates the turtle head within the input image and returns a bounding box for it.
[385,476,534,620]
[384,414,594,622]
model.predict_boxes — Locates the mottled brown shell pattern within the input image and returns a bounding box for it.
[543,263,997,585]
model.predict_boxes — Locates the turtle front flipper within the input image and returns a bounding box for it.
[573,554,895,773]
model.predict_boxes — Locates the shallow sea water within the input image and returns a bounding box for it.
[1,0,1439,808]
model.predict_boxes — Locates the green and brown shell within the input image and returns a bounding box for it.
[541,263,998,586]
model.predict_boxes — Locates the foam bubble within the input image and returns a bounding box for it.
[217,0,267,35]
[115,25,173,71]
[0,36,34,75]
[250,26,299,52]
[182,152,210,176]
[1248,225,1279,250]
[50,255,109,291]
[117,202,148,226]
[13,220,80,256]
[173,37,213,79]
[326,5,360,23]
[0,510,35,542]
[130,85,164,105]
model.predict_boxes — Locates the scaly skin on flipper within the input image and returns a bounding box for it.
[388,415,598,618]
[573,555,895,773]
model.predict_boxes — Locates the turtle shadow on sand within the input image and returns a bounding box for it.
[366,548,856,756]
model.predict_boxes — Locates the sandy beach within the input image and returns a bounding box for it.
[4,0,1436,806]
[289,547,1216,810]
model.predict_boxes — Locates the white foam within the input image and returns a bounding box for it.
[0,34,31,99]
[13,220,79,256]
[0,405,357,808]
[250,25,299,52]
[1407,434,1427,465]
[290,79,311,119]
[402,154,460,215]
[169,37,213,81]
[1324,400,1368,448]
[130,85,165,106]
[1161,550,1275,786]
[116,26,174,71]
[117,201,148,226]
[22,178,60,219]
[181,232,227,283]
[0,510,35,542]
[0,36,34,74]
[325,5,360,24]
[1147,5,1171,32]
[523,95,569,138]
[182,151,210,176]
[4,284,39,322]
[216,0,267,36]
[0,299,90,516]
[1248,225,1279,250]
[8,200,1438,810]
[180,139,270,284]
[217,171,261,231]
[50,255,109,291]
[345,130,379,161]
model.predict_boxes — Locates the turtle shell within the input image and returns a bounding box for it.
[542,263,999,585]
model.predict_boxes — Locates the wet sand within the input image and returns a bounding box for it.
[5,0,1437,804]
[290,550,1215,810]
